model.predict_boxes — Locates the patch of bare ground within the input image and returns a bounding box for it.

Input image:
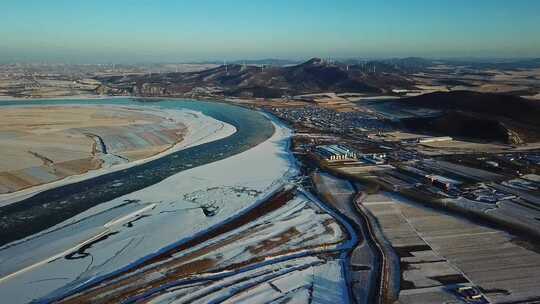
[0,106,186,193]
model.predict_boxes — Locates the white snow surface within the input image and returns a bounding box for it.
[165,194,345,269]
[0,113,299,304]
[52,189,347,303]
[147,257,349,304]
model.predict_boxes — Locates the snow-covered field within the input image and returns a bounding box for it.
[59,191,349,303]
[144,257,348,304]
[0,113,321,303]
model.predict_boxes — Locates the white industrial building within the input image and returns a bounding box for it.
[315,144,358,161]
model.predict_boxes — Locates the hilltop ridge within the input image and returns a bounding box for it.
[98,58,415,98]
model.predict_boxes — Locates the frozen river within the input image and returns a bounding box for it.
[0,98,274,245]
[0,98,300,303]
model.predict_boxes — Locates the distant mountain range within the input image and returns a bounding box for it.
[99,58,415,98]
[193,59,302,66]
[193,57,540,71]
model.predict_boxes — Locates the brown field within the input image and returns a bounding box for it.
[228,93,360,113]
[417,139,511,155]
[413,67,540,97]
[0,106,186,193]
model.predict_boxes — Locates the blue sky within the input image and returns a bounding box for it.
[1,0,539,63]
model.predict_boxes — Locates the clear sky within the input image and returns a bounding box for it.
[1,0,539,63]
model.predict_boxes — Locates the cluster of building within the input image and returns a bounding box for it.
[397,165,462,192]
[313,144,391,166]
[270,106,393,134]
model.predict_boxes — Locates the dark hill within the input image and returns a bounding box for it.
[401,111,514,143]
[396,91,540,143]
[398,91,540,126]
[281,58,381,93]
